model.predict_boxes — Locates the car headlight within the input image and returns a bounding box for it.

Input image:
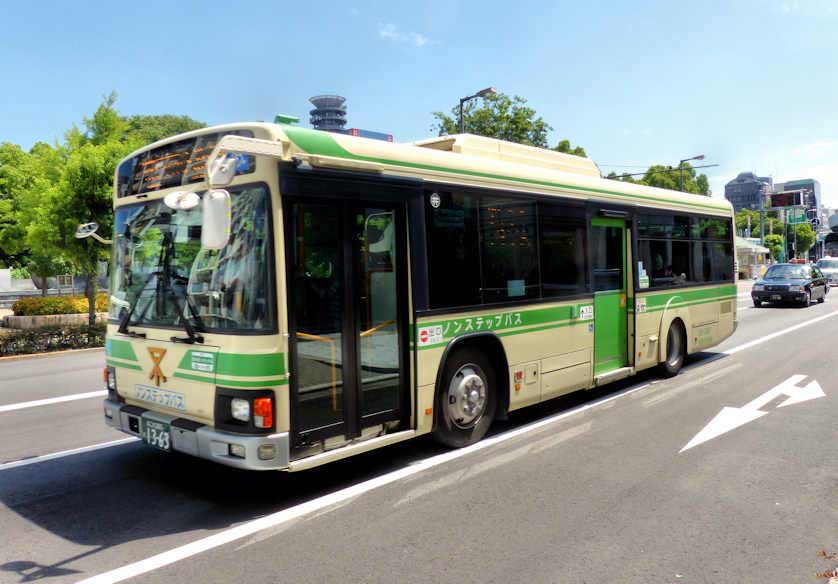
[753,284,764,291]
[231,398,250,422]
[788,285,803,292]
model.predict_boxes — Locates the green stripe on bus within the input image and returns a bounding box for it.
[642,284,736,310]
[282,125,729,213]
[415,284,734,350]
[216,353,285,377]
[106,338,138,362]
[176,351,287,377]
[107,358,142,371]
[173,372,289,387]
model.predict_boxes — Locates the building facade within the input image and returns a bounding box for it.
[724,172,773,212]
[773,178,821,216]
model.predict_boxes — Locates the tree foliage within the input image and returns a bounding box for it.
[431,91,585,156]
[554,139,587,158]
[0,92,205,323]
[763,234,784,261]
[734,208,783,237]
[608,163,711,196]
[126,114,206,145]
[791,222,816,257]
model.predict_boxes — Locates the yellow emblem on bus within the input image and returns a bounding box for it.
[148,348,168,386]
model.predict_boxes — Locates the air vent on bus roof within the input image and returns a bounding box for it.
[412,134,601,178]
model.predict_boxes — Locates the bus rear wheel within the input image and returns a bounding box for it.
[433,348,497,448]
[659,321,685,378]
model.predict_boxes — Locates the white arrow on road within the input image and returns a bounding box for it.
[680,374,825,453]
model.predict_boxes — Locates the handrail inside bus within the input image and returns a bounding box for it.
[296,331,338,412]
[359,320,396,338]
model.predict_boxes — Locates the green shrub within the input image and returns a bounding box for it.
[12,293,108,316]
[0,323,106,356]
[10,266,30,279]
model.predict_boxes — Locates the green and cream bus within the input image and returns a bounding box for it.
[101,121,736,471]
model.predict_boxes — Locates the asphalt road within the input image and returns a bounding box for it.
[2,291,838,584]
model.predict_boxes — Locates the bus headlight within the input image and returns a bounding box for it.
[104,367,117,392]
[231,398,250,422]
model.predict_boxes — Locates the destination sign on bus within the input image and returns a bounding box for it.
[117,130,255,197]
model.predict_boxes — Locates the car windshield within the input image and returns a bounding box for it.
[764,265,808,280]
[817,259,838,269]
[109,183,274,333]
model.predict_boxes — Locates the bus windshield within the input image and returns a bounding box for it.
[109,183,274,333]
[817,259,838,269]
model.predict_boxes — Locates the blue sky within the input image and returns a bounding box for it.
[3,0,838,204]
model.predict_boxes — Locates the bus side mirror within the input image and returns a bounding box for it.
[202,189,231,250]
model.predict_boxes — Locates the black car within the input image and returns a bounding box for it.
[751,263,829,307]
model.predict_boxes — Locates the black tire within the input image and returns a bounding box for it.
[432,347,497,448]
[659,321,685,378]
[818,289,825,303]
[801,290,811,307]
[753,299,761,308]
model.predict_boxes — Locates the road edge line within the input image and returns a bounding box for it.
[0,346,104,362]
[0,390,108,413]
[723,310,838,356]
[0,437,138,471]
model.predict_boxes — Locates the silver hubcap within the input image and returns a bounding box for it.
[446,364,488,429]
[667,327,682,367]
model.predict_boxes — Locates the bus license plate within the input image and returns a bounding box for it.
[141,419,172,452]
[771,294,781,300]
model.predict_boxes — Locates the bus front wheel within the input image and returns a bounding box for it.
[433,348,497,448]
[659,321,685,378]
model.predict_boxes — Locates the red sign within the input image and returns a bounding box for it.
[419,329,429,344]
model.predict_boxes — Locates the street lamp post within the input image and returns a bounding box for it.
[458,87,497,134]
[678,154,705,192]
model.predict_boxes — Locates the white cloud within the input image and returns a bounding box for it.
[378,22,431,47]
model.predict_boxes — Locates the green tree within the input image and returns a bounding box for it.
[432,92,553,147]
[764,234,784,261]
[126,114,206,145]
[607,163,711,195]
[554,139,587,158]
[28,94,138,325]
[790,222,816,258]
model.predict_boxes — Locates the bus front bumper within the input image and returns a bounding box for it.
[103,399,290,471]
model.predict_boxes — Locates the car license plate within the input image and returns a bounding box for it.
[771,294,781,300]
[141,419,172,452]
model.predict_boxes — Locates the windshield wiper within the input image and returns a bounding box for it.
[117,269,161,336]
[168,286,205,344]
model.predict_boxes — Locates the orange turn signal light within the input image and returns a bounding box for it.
[253,397,273,429]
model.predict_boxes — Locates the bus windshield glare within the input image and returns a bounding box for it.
[109,183,274,333]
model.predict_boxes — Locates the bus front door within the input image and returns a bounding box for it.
[591,218,628,376]
[287,200,406,450]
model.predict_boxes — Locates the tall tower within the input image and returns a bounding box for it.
[309,95,347,131]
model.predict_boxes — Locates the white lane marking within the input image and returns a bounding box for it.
[723,311,838,355]
[78,306,837,583]
[77,383,650,584]
[0,437,138,471]
[0,390,107,413]
[680,375,825,452]
[643,363,742,407]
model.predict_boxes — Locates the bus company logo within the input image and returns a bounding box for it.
[417,325,443,346]
[148,347,168,386]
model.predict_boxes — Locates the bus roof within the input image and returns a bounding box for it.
[118,122,733,216]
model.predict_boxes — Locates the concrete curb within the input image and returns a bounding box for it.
[0,346,105,363]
